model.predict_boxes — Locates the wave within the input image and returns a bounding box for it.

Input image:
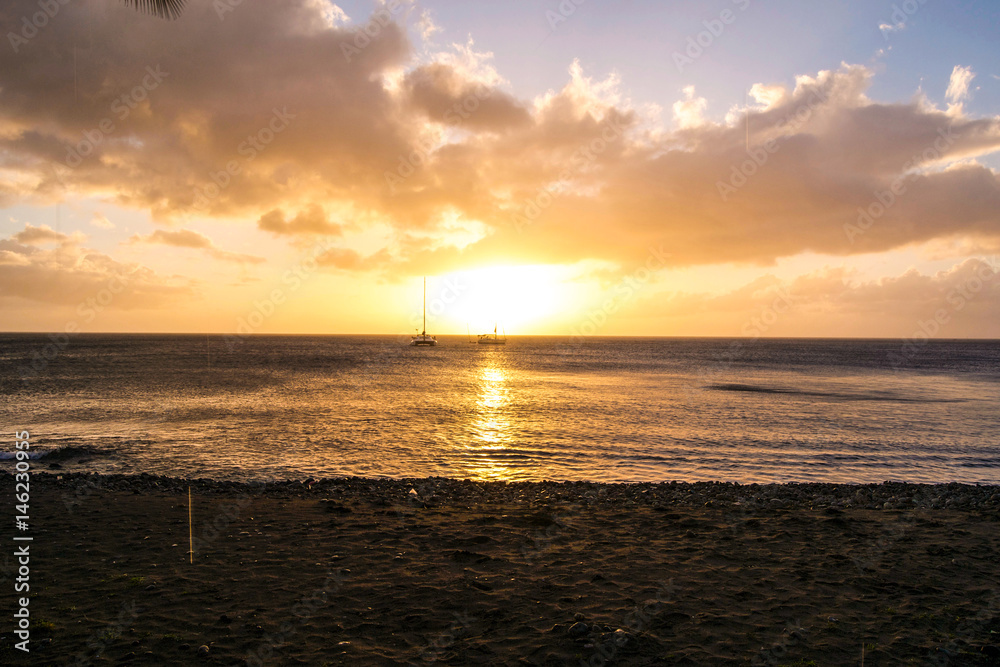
[705,383,966,403]
[0,445,112,462]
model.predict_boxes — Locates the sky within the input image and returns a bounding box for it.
[1,0,999,337]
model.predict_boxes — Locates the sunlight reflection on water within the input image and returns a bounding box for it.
[3,334,999,484]
[465,355,517,480]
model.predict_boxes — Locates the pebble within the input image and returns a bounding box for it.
[197,644,210,656]
[568,622,589,637]
[14,473,1000,512]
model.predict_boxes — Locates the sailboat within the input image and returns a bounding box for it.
[410,277,437,346]
[477,323,506,345]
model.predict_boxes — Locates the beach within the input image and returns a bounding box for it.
[3,474,999,665]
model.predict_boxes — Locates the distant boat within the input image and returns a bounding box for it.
[410,277,437,346]
[478,324,506,345]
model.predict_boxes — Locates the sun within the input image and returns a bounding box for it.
[433,264,576,334]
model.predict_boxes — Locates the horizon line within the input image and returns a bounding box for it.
[3,331,1000,342]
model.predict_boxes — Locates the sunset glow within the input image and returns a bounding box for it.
[1,0,999,337]
[431,265,578,335]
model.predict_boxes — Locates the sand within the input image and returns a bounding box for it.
[2,474,999,666]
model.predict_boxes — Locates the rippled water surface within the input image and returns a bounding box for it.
[2,334,998,483]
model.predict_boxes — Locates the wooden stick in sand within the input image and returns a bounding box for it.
[188,486,194,564]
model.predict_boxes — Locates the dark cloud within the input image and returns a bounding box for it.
[13,223,75,245]
[316,247,391,271]
[0,0,999,284]
[402,63,531,131]
[130,228,264,264]
[135,229,212,249]
[0,0,412,219]
[258,204,343,236]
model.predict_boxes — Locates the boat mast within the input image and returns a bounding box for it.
[422,276,427,336]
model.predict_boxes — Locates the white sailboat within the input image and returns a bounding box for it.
[477,323,506,345]
[410,277,437,346]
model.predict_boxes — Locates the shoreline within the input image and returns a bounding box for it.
[18,472,1000,511]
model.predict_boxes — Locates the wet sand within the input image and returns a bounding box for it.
[2,474,999,665]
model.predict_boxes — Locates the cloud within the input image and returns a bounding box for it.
[402,63,531,131]
[945,65,975,112]
[749,83,787,110]
[257,204,344,236]
[13,223,78,246]
[879,21,905,37]
[672,86,708,129]
[415,9,442,42]
[314,1,350,26]
[91,213,115,230]
[130,228,265,264]
[0,250,30,266]
[133,229,213,249]
[0,224,193,307]
[633,258,1000,338]
[0,0,412,219]
[0,1,999,284]
[316,247,391,271]
[361,63,1000,278]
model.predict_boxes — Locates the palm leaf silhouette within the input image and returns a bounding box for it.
[120,0,187,20]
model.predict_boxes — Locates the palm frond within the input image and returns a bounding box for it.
[120,0,187,20]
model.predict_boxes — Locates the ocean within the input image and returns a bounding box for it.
[1,334,998,484]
